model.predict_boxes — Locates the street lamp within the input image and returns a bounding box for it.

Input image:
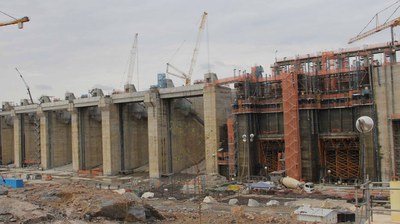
[356,116,374,183]
[241,133,254,182]
[327,169,331,184]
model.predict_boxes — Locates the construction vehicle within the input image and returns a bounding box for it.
[166,12,208,85]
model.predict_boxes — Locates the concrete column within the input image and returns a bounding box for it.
[99,98,121,176]
[203,85,232,174]
[374,65,400,181]
[145,88,166,178]
[12,111,22,168]
[69,104,80,171]
[38,108,49,169]
[204,85,219,174]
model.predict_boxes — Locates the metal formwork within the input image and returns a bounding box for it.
[258,139,284,173]
[321,137,360,180]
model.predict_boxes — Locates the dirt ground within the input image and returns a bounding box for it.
[0,167,370,223]
[0,181,300,223]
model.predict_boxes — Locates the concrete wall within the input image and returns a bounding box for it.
[236,114,250,180]
[46,111,72,168]
[79,107,102,170]
[120,103,148,171]
[0,116,14,165]
[19,114,37,164]
[299,110,318,182]
[170,97,204,173]
[373,64,400,181]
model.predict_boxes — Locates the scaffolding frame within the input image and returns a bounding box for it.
[281,71,301,180]
[214,43,400,181]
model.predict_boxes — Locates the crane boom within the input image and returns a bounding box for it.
[15,68,34,104]
[0,16,29,29]
[166,63,189,80]
[187,12,208,85]
[127,33,138,84]
[348,16,400,44]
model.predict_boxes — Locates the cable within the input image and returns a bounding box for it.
[167,40,186,63]
[357,0,400,35]
[384,4,400,24]
[0,10,17,20]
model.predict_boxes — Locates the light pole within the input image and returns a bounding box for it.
[327,169,331,184]
[356,116,374,183]
[241,134,247,183]
[241,133,255,182]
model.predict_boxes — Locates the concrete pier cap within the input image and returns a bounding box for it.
[204,73,218,83]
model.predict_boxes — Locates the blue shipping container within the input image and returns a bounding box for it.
[0,178,24,188]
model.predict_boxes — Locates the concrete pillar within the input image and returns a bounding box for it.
[203,85,232,174]
[38,108,49,169]
[374,64,400,181]
[145,88,167,178]
[204,85,219,174]
[99,98,121,175]
[12,111,22,168]
[69,104,80,171]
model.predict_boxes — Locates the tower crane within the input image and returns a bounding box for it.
[348,1,400,44]
[166,12,208,85]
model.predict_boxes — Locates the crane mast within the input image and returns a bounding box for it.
[15,68,34,104]
[127,33,138,85]
[187,11,208,85]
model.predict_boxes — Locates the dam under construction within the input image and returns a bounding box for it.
[1,42,400,184]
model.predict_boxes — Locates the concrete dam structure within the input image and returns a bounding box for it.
[1,43,400,183]
[0,73,232,178]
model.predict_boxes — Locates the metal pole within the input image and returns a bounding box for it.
[363,133,366,183]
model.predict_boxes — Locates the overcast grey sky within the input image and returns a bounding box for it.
[0,0,397,103]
